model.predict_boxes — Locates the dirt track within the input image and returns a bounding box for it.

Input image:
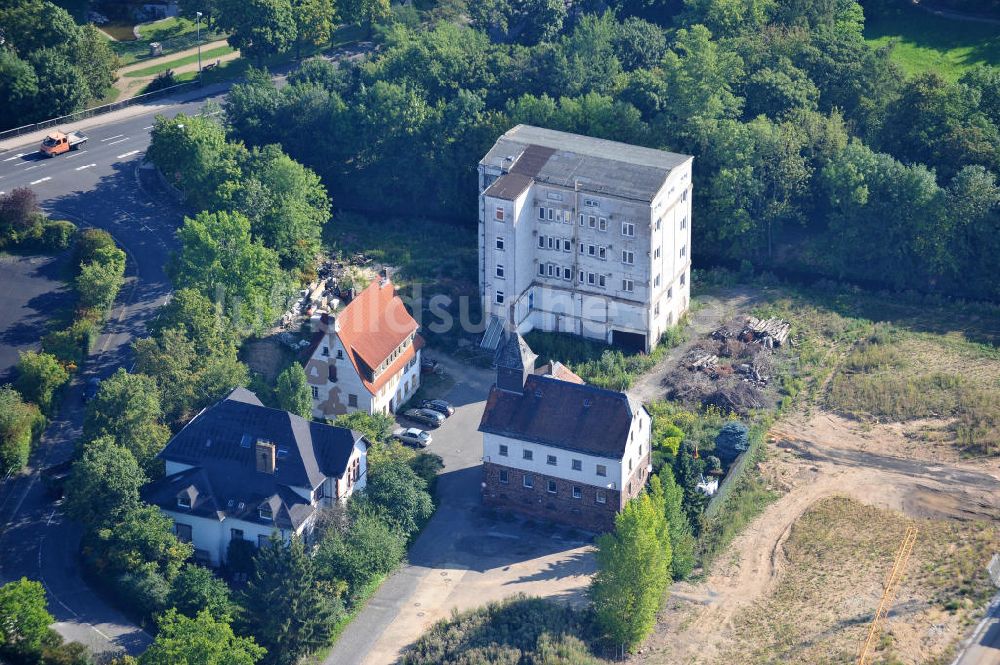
[634,410,1000,664]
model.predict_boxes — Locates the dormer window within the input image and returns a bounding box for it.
[177,495,191,509]
[259,505,273,521]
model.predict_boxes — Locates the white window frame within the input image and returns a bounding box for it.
[596,490,607,504]
[523,474,534,489]
[495,207,504,221]
[622,222,635,237]
[496,264,504,279]
[598,217,607,231]
[622,250,634,265]
[495,290,505,304]
[596,464,607,477]
[622,279,634,292]
[496,236,505,250]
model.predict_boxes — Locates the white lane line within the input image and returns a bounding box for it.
[64,151,86,159]
[100,134,125,142]
[2,152,28,161]
[142,125,154,130]
[107,138,129,146]
[23,164,43,171]
[30,177,51,185]
[75,163,97,171]
[116,150,141,159]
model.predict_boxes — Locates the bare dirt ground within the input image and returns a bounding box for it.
[632,412,1000,665]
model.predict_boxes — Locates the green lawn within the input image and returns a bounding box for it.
[864,4,1000,81]
[125,44,236,77]
[110,17,229,65]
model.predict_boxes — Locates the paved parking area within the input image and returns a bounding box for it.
[325,352,597,665]
[0,253,73,383]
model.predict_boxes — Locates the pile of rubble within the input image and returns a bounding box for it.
[663,315,790,415]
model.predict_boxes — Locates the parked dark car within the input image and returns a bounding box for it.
[403,408,445,428]
[83,377,101,402]
[420,399,454,417]
[41,460,73,500]
[421,358,439,374]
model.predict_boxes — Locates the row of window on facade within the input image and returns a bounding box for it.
[498,469,609,504]
[527,237,687,264]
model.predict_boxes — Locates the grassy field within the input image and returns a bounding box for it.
[125,44,236,77]
[722,496,998,664]
[864,3,1000,81]
[107,17,229,66]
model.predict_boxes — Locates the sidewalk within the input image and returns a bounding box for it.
[0,81,231,153]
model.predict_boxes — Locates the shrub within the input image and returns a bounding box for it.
[145,70,177,93]
[0,386,43,473]
[0,188,39,238]
[14,351,69,413]
[76,245,126,311]
[714,421,750,466]
[40,220,77,250]
[42,318,100,365]
[114,565,170,618]
[74,229,117,267]
[316,512,407,595]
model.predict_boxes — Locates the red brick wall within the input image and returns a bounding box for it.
[482,462,621,532]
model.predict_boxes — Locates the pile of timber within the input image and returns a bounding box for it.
[688,352,719,371]
[742,316,791,348]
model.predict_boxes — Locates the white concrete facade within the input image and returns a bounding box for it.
[478,130,693,352]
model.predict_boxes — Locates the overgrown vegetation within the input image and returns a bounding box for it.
[525,322,686,390]
[0,577,95,665]
[402,595,604,664]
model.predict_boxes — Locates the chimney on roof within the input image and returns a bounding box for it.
[255,439,276,474]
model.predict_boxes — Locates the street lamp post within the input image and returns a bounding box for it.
[196,11,202,78]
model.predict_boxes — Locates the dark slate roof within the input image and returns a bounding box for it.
[144,388,363,530]
[481,125,692,203]
[495,332,536,371]
[478,375,642,459]
[483,172,533,201]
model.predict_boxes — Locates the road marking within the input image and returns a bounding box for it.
[100,134,125,142]
[75,163,97,171]
[2,152,27,161]
[142,125,154,130]
[107,138,129,146]
[24,164,43,171]
[117,150,141,159]
[30,177,51,185]
[64,151,86,159]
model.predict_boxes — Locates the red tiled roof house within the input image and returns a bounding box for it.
[304,277,423,418]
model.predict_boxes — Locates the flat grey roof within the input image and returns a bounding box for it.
[481,125,692,202]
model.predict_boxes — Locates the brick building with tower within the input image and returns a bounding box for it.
[478,333,652,531]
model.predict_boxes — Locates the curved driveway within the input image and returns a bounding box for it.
[0,98,214,657]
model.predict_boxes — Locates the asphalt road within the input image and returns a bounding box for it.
[953,592,1000,665]
[0,94,217,657]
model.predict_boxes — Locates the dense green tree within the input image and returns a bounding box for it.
[171,210,290,335]
[960,65,1000,127]
[678,0,775,37]
[0,386,42,472]
[590,492,671,651]
[612,17,667,71]
[292,0,335,58]
[76,24,120,100]
[274,364,312,418]
[337,0,391,31]
[470,0,566,46]
[658,24,744,132]
[0,51,40,122]
[216,0,297,63]
[0,0,81,55]
[147,288,241,356]
[178,0,219,28]
[879,72,1000,180]
[141,609,264,665]
[221,144,330,271]
[315,511,407,591]
[92,503,193,582]
[64,436,145,528]
[147,114,240,210]
[657,467,697,579]
[26,48,87,118]
[743,57,819,118]
[943,165,1000,300]
[0,578,53,653]
[333,411,395,443]
[241,536,340,665]
[133,325,249,422]
[551,12,622,97]
[82,368,171,470]
[14,351,68,413]
[167,564,235,621]
[672,440,708,527]
[76,245,126,311]
[357,457,434,536]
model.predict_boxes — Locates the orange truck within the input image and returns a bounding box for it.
[40,130,88,157]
